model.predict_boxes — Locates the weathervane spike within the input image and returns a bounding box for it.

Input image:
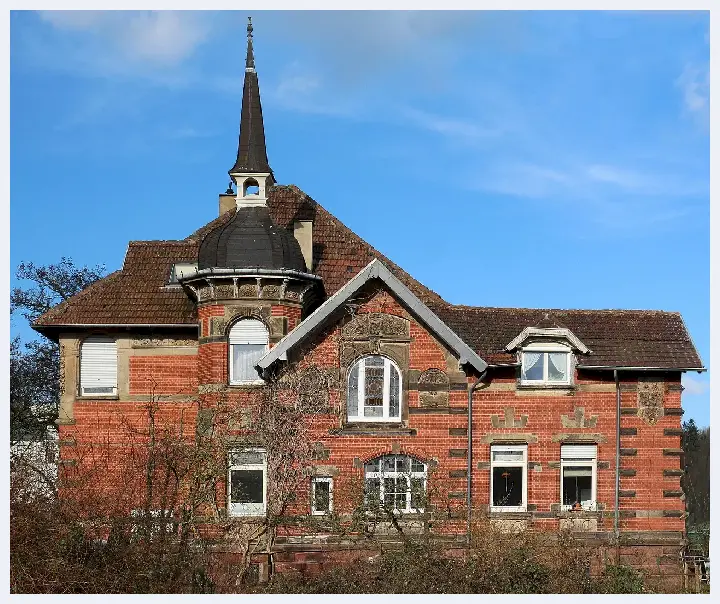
[245,16,255,72]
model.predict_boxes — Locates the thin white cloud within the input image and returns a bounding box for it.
[37,10,211,67]
[675,62,709,127]
[682,374,709,396]
[400,107,503,141]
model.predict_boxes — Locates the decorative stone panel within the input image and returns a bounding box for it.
[491,407,528,429]
[132,337,197,348]
[637,376,665,425]
[560,407,598,429]
[297,367,332,413]
[341,313,409,340]
[418,368,449,408]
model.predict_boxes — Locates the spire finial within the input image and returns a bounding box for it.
[245,16,255,72]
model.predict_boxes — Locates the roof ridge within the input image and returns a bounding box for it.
[446,304,682,314]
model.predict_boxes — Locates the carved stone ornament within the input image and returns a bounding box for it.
[419,391,449,408]
[237,284,259,298]
[560,407,598,429]
[637,377,665,425]
[58,343,66,396]
[214,284,235,299]
[418,368,450,387]
[297,367,331,412]
[491,407,528,429]
[261,285,282,299]
[133,337,197,348]
[342,312,409,341]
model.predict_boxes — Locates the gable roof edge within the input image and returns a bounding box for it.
[256,259,487,375]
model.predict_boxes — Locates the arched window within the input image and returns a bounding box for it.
[229,319,269,385]
[347,355,401,422]
[364,454,427,513]
[80,336,118,396]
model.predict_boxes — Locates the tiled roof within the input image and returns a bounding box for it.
[436,306,703,369]
[33,186,704,370]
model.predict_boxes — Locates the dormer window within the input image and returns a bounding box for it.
[521,344,572,386]
[506,326,589,388]
[521,344,571,385]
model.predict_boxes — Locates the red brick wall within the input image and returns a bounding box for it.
[60,283,686,539]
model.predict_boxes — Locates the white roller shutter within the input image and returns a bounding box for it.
[80,336,117,395]
[561,444,597,460]
[229,320,268,345]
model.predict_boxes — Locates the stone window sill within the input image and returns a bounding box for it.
[76,395,119,401]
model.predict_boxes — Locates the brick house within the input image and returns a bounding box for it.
[33,20,705,581]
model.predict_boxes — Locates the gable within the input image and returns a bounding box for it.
[256,259,488,376]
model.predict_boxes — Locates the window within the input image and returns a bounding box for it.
[520,344,572,385]
[169,262,198,284]
[311,477,333,515]
[347,355,401,422]
[364,455,426,514]
[560,444,597,511]
[229,320,269,385]
[490,445,527,512]
[80,336,118,396]
[228,449,266,516]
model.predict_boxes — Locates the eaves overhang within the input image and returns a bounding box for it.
[256,259,488,376]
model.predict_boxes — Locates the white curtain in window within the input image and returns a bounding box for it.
[229,320,268,383]
[521,352,543,380]
[548,353,568,381]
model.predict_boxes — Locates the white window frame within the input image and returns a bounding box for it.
[520,342,573,386]
[364,455,427,514]
[490,444,528,512]
[79,336,118,397]
[311,476,334,516]
[229,320,269,386]
[560,445,597,511]
[347,355,402,423]
[228,448,267,517]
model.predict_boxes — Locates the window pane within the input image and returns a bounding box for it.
[230,469,264,504]
[365,458,380,473]
[364,363,385,415]
[313,480,331,513]
[232,344,266,382]
[492,450,524,463]
[492,466,523,507]
[563,474,593,506]
[230,451,264,465]
[384,477,407,511]
[395,455,409,473]
[548,353,568,382]
[410,478,426,510]
[365,478,381,506]
[411,459,425,473]
[522,352,544,381]
[347,364,359,417]
[389,364,400,417]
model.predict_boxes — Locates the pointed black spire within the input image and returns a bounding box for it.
[229,16,273,180]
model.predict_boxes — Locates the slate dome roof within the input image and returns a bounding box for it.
[198,206,306,272]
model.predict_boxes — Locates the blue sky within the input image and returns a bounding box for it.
[10,10,710,424]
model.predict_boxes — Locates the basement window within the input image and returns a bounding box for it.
[311,477,333,516]
[520,343,572,386]
[490,444,527,512]
[228,449,267,517]
[560,444,597,511]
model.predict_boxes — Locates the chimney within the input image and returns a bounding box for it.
[293,221,313,272]
[219,182,235,215]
